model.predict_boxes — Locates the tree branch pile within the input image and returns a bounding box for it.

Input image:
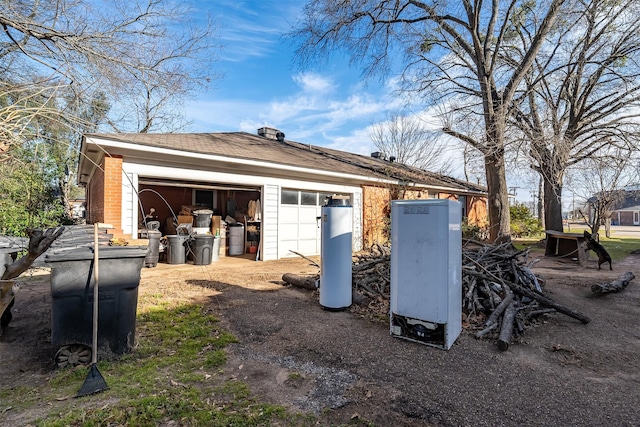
[285,241,592,349]
[348,242,590,349]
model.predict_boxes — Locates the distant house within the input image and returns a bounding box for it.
[77,127,488,260]
[611,191,640,226]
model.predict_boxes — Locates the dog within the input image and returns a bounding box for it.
[583,231,612,270]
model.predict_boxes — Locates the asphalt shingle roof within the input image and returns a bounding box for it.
[85,132,486,194]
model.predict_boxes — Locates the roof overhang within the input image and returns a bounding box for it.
[78,134,486,197]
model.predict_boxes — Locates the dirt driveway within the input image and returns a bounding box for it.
[1,252,639,426]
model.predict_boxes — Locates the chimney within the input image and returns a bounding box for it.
[258,127,285,141]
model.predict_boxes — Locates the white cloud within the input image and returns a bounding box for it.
[292,72,334,93]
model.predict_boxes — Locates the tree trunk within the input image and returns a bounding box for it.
[484,149,511,242]
[543,175,564,232]
[537,177,545,229]
[604,217,611,238]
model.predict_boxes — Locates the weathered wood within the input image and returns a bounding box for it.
[464,266,591,325]
[1,227,65,280]
[510,283,591,324]
[497,301,516,351]
[591,272,635,294]
[476,285,514,339]
[282,273,318,290]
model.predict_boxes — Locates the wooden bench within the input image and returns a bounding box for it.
[544,230,588,267]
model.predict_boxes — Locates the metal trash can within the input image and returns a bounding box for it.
[144,230,161,268]
[166,235,189,264]
[228,223,244,256]
[191,234,214,265]
[45,246,148,359]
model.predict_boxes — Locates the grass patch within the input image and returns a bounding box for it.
[514,231,640,261]
[594,237,640,261]
[10,300,315,427]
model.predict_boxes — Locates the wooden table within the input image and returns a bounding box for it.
[544,230,588,267]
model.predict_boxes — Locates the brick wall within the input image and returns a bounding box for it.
[86,156,123,231]
[362,185,489,248]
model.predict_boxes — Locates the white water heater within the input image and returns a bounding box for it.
[390,199,462,350]
[320,196,353,310]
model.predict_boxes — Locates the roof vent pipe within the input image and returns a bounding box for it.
[276,131,285,142]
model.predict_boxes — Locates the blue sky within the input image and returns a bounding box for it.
[185,0,409,157]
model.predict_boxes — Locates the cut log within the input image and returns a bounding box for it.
[591,272,635,294]
[497,301,516,351]
[282,273,318,290]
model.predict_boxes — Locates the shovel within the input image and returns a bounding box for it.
[76,223,109,397]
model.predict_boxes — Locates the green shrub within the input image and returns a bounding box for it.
[510,203,543,238]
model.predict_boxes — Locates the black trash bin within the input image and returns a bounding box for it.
[45,246,148,359]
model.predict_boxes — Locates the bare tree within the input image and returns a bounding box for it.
[573,149,640,237]
[510,0,640,232]
[0,0,220,153]
[369,111,452,174]
[290,0,567,241]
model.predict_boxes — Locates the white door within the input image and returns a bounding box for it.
[634,211,639,225]
[278,189,327,258]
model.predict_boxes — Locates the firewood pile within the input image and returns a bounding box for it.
[285,241,592,350]
[347,241,591,350]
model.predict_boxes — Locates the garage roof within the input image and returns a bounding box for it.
[80,131,486,195]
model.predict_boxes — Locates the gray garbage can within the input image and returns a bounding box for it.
[191,234,214,265]
[144,230,161,267]
[45,246,148,357]
[193,209,213,227]
[166,235,188,264]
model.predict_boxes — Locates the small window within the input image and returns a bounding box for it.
[301,191,317,206]
[281,189,299,205]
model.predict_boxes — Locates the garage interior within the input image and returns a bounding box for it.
[137,180,261,257]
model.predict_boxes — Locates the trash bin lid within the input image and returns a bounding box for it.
[193,209,213,215]
[45,246,149,262]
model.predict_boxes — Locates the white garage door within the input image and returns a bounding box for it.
[278,189,334,258]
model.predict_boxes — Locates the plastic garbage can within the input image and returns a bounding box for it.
[166,235,188,264]
[193,209,213,228]
[191,234,214,265]
[144,230,161,267]
[45,245,148,356]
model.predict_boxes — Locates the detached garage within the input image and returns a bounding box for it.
[78,128,486,261]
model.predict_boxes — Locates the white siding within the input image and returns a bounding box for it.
[352,191,363,251]
[262,184,279,261]
[121,172,138,237]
